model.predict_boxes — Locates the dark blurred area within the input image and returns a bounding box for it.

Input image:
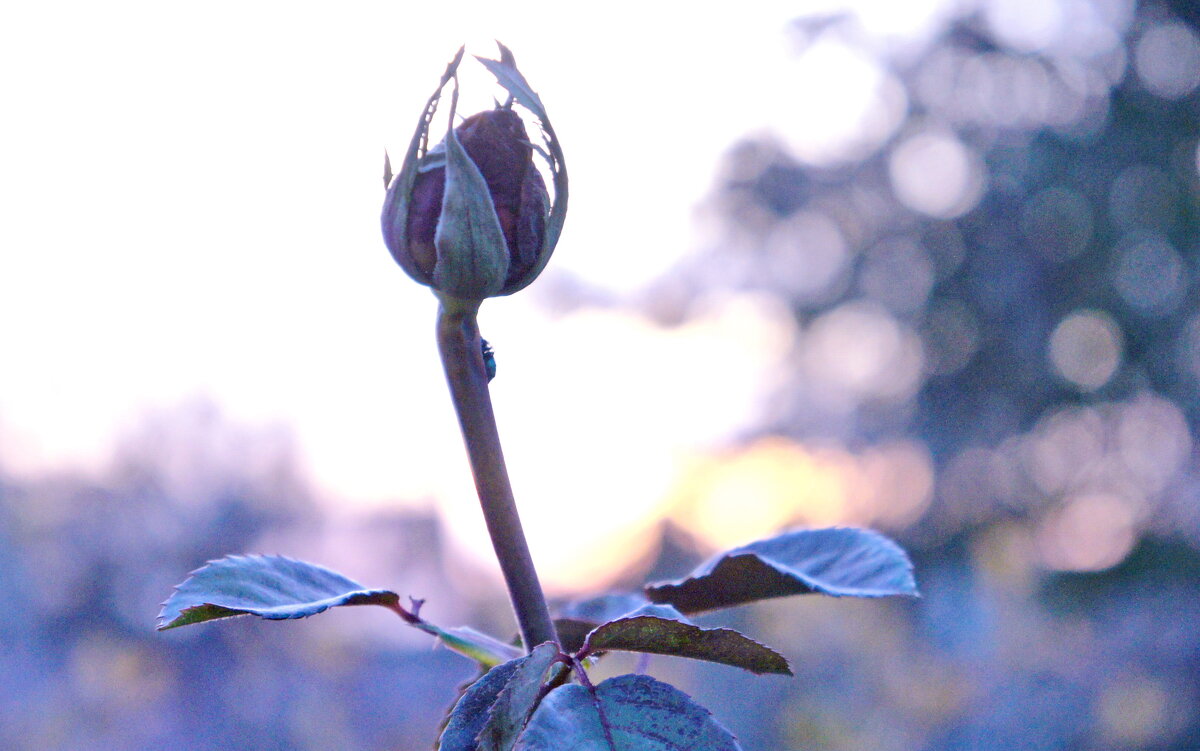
[5,1,1200,749]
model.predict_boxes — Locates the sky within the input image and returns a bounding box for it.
[0,0,956,591]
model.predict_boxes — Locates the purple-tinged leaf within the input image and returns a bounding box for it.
[514,674,741,751]
[159,556,523,670]
[580,604,791,676]
[554,593,652,652]
[157,555,398,630]
[558,592,652,623]
[552,619,595,654]
[645,527,917,614]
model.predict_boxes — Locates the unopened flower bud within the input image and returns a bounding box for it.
[382,44,567,302]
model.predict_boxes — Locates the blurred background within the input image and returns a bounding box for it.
[2,0,1199,748]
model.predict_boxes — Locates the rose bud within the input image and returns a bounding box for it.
[382,44,567,303]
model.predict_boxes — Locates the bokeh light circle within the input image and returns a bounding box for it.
[1134,22,1200,99]
[1048,309,1123,390]
[1036,491,1139,572]
[888,131,985,218]
[803,301,925,404]
[1111,233,1185,316]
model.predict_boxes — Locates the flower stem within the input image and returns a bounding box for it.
[435,299,558,651]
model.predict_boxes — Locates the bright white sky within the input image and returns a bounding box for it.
[0,0,952,591]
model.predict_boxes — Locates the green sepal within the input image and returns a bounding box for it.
[477,42,568,295]
[475,42,548,122]
[381,46,465,284]
[432,84,511,299]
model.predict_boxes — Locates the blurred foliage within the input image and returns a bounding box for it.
[0,401,471,750]
[621,0,1200,748]
[4,1,1200,749]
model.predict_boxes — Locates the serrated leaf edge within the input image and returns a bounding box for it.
[155,553,399,630]
[644,526,919,607]
[581,614,792,676]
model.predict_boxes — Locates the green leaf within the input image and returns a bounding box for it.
[429,625,524,668]
[440,643,559,751]
[645,527,918,614]
[157,555,399,630]
[580,604,791,676]
[478,642,561,751]
[514,674,741,751]
[440,658,522,751]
